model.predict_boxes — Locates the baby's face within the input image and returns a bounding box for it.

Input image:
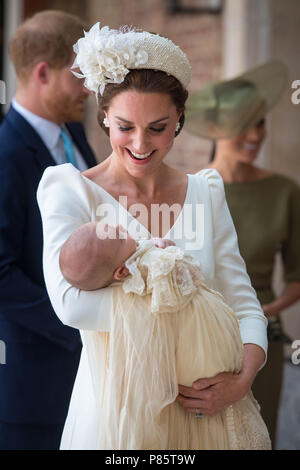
[96,223,137,268]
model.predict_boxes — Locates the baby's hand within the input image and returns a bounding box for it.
[151,238,176,249]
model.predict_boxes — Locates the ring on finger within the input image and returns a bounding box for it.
[194,408,204,419]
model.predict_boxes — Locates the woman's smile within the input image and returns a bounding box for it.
[241,141,261,151]
[125,148,157,163]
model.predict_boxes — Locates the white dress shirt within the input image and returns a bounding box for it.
[12,99,88,171]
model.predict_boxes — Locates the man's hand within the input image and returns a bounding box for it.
[151,238,176,249]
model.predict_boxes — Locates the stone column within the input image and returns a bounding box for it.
[222,0,271,167]
[222,0,248,78]
[2,0,23,113]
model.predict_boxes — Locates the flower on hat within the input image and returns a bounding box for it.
[71,22,148,96]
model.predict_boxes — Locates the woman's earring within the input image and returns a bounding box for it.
[103,117,110,128]
[175,122,180,134]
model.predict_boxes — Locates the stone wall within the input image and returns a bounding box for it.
[12,0,222,171]
[223,0,300,343]
[85,0,223,173]
[268,0,300,183]
[268,0,300,343]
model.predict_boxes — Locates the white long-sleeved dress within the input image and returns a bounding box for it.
[37,163,268,449]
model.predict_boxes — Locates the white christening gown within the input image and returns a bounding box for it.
[36,163,270,450]
[78,240,271,450]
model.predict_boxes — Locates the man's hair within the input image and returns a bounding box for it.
[9,10,86,81]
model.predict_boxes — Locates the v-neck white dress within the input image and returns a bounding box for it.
[37,163,268,450]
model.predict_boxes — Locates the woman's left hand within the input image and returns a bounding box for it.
[176,371,249,417]
[177,344,266,417]
[261,303,280,319]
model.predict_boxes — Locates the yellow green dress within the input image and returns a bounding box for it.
[224,173,300,444]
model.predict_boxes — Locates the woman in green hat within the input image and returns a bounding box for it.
[185,61,300,446]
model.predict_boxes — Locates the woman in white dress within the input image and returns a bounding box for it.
[37,23,268,449]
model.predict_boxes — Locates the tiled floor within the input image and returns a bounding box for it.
[275,360,300,449]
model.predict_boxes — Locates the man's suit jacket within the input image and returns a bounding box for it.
[0,106,97,425]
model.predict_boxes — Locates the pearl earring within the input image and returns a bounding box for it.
[103,117,110,128]
[175,122,180,133]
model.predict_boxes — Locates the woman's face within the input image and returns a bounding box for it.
[219,121,267,163]
[105,90,181,178]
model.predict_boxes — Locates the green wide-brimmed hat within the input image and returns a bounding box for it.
[184,60,288,140]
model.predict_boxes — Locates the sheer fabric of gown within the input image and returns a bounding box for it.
[82,241,271,450]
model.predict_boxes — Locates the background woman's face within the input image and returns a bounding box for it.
[221,121,267,163]
[105,90,181,177]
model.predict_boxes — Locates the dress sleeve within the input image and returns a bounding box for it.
[198,169,268,363]
[37,164,112,332]
[281,181,300,283]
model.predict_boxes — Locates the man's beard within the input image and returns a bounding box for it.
[45,89,87,123]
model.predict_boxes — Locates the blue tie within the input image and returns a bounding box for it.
[60,128,78,168]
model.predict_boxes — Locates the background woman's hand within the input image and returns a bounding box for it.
[262,282,300,319]
[176,371,249,417]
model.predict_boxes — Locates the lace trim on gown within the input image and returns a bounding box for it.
[123,239,225,313]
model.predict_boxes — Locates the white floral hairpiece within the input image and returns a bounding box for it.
[71,22,191,97]
[72,23,148,96]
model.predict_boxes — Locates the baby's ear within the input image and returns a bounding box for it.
[113,265,129,280]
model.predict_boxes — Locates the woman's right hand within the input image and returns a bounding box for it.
[151,238,176,249]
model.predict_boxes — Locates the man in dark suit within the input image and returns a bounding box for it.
[0,10,97,449]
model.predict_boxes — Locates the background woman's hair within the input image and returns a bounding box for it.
[209,140,217,162]
[97,69,189,137]
[210,141,216,162]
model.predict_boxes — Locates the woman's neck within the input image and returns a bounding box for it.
[207,152,268,183]
[100,153,175,198]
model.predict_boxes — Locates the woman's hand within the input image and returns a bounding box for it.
[151,238,176,249]
[261,303,280,319]
[176,371,249,417]
[262,281,300,319]
[176,344,266,417]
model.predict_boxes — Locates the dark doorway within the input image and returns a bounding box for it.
[0,0,4,122]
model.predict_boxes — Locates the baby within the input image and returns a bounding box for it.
[59,221,175,291]
[59,221,271,450]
